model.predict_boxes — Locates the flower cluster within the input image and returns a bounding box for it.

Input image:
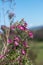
[0,19,33,65]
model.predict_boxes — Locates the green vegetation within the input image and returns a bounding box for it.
[30,41,43,65]
[0,40,43,65]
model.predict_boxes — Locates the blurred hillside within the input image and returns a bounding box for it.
[30,26,43,41]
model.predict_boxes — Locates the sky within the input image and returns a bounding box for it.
[0,0,43,28]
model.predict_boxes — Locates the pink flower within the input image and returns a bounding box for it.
[0,55,4,59]
[29,32,33,38]
[14,41,19,46]
[17,24,26,31]
[14,36,20,42]
[23,41,28,48]
[10,25,16,30]
[21,49,26,55]
[7,39,13,44]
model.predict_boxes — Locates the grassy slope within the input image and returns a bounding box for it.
[35,42,43,65]
[30,41,43,65]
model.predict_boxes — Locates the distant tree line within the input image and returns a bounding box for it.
[31,28,43,41]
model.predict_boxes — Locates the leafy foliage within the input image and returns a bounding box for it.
[0,19,33,65]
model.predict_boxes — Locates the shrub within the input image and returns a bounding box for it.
[0,19,34,65]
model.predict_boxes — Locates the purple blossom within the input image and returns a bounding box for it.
[14,36,20,42]
[23,41,28,48]
[29,32,33,38]
[0,55,4,59]
[14,41,19,46]
[17,24,26,31]
[21,49,26,55]
[10,25,15,30]
[7,39,13,44]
